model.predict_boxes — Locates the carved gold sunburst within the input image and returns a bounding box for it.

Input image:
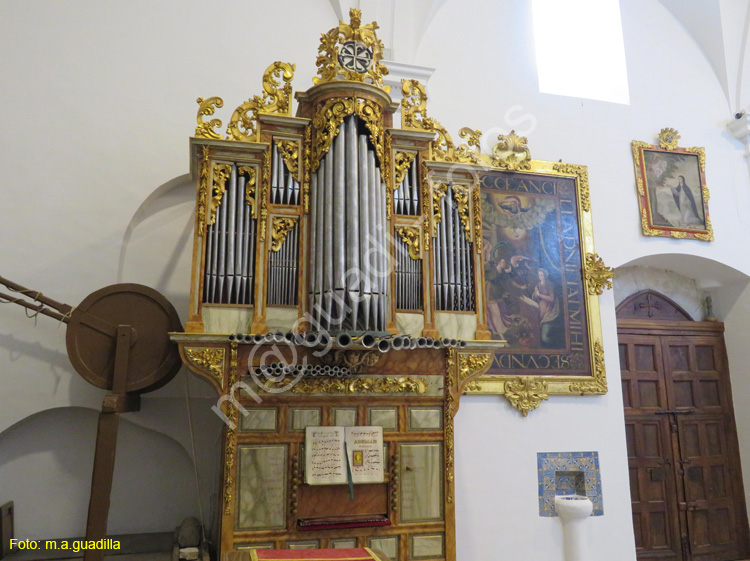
[659,127,681,151]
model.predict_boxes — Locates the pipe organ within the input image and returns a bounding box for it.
[174,9,508,561]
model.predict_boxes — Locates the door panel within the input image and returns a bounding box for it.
[662,338,727,414]
[621,332,683,560]
[626,416,682,559]
[677,415,740,561]
[620,335,669,415]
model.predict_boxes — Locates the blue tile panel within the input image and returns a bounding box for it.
[537,451,603,517]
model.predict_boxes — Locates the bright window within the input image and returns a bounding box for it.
[531,0,630,104]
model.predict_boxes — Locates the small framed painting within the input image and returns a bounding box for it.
[632,128,713,241]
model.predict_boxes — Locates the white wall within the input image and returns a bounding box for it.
[3,1,750,560]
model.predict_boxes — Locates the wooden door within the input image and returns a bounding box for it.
[618,291,749,561]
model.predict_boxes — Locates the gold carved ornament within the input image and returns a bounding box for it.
[456,127,482,165]
[290,456,301,517]
[310,97,356,174]
[396,226,421,260]
[445,349,456,504]
[400,80,489,167]
[631,141,651,197]
[356,98,389,186]
[693,216,714,242]
[553,162,591,212]
[196,146,210,237]
[195,96,224,140]
[309,97,390,210]
[472,184,483,254]
[261,376,426,395]
[431,181,448,237]
[491,131,532,171]
[400,80,460,162]
[270,217,299,252]
[659,127,680,151]
[226,61,296,142]
[443,351,492,502]
[686,145,706,172]
[640,208,661,237]
[260,150,270,242]
[384,133,393,218]
[393,151,416,190]
[452,184,472,238]
[320,349,381,374]
[457,352,492,398]
[302,125,312,213]
[223,342,239,515]
[185,347,225,387]
[237,166,257,218]
[276,140,300,180]
[583,253,614,295]
[390,452,399,511]
[194,61,295,143]
[504,376,549,417]
[313,8,390,91]
[570,341,607,394]
[208,163,232,226]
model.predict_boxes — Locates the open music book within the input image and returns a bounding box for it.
[305,426,384,485]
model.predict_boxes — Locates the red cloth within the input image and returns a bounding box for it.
[253,548,380,561]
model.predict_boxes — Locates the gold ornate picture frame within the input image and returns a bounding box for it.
[632,128,713,241]
[463,160,610,409]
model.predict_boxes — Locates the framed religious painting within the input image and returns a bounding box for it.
[632,128,713,241]
[463,159,611,404]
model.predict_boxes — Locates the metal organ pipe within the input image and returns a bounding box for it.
[267,220,299,306]
[345,116,361,329]
[309,114,388,332]
[358,133,371,331]
[433,185,475,312]
[368,149,380,330]
[393,157,419,216]
[204,164,257,305]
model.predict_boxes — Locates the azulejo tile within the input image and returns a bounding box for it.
[537,451,604,517]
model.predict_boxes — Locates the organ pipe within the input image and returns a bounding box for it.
[434,185,475,312]
[308,115,389,332]
[203,164,257,305]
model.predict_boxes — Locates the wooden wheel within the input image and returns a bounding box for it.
[65,283,183,393]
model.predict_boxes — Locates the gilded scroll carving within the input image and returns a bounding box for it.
[583,253,614,295]
[396,226,421,260]
[196,146,210,237]
[195,96,224,140]
[209,163,232,226]
[504,376,549,417]
[262,376,426,395]
[185,347,225,387]
[270,217,298,252]
[569,341,607,394]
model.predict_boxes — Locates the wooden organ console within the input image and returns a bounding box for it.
[172,9,505,561]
